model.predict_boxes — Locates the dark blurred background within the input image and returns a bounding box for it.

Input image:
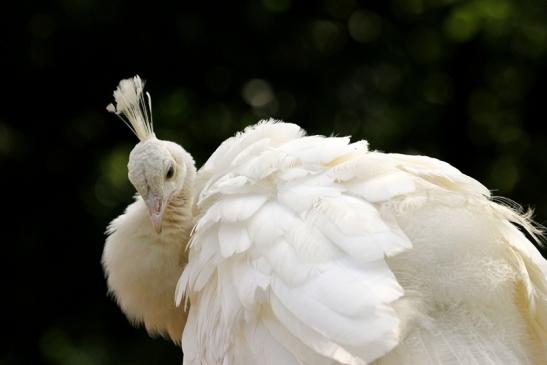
[2,0,547,364]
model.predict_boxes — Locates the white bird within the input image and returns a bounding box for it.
[102,76,547,364]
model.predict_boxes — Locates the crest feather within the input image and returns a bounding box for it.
[107,75,155,141]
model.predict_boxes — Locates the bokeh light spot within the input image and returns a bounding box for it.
[489,156,519,192]
[444,7,479,42]
[311,20,345,53]
[262,0,292,13]
[478,0,511,21]
[40,328,107,365]
[159,90,190,121]
[95,145,132,209]
[348,10,382,43]
[324,0,357,19]
[469,90,499,126]
[408,28,442,64]
[370,64,402,94]
[423,73,453,105]
[242,79,274,108]
[512,23,547,58]
[393,0,424,17]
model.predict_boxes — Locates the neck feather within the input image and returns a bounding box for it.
[160,168,196,244]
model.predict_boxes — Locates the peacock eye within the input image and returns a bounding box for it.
[166,166,175,179]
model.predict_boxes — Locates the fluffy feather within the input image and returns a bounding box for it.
[103,81,546,364]
[178,120,547,364]
[102,195,191,343]
[103,77,197,344]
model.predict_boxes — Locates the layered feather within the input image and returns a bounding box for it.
[178,120,547,364]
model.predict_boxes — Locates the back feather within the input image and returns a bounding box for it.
[179,120,547,364]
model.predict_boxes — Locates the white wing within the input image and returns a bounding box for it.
[373,154,547,365]
[178,120,547,365]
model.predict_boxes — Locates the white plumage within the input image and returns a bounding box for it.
[103,76,547,364]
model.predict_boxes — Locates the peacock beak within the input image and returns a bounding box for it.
[145,191,166,233]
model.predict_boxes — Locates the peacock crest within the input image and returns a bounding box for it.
[107,75,155,141]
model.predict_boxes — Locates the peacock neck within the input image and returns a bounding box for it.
[159,170,196,249]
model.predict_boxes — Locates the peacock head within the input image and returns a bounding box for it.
[107,76,195,233]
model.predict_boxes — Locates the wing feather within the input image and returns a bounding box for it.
[180,122,407,364]
[180,120,547,365]
[218,222,252,257]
